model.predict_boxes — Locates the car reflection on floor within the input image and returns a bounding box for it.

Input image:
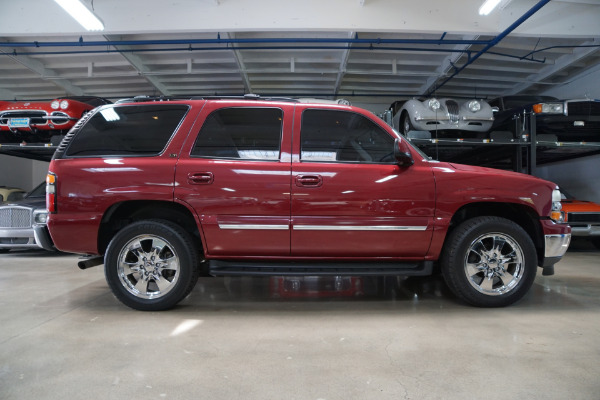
[221,274,451,302]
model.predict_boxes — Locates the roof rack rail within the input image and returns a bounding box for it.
[113,94,352,105]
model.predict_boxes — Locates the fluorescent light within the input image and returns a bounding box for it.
[479,0,502,15]
[54,0,104,31]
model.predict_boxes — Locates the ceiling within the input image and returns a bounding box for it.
[0,0,599,108]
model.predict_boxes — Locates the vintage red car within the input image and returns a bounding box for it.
[0,96,111,143]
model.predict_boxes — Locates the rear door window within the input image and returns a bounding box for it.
[191,107,282,161]
[65,104,188,157]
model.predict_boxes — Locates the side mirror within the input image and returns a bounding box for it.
[394,138,414,167]
[492,106,499,113]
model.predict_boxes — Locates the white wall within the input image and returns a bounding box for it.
[0,154,48,191]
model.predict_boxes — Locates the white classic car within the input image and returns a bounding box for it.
[392,98,495,135]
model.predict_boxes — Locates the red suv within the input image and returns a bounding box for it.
[39,96,571,310]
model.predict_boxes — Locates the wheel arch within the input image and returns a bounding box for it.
[98,200,202,255]
[445,202,544,264]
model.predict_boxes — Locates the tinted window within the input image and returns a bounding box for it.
[65,105,188,157]
[192,108,282,160]
[301,109,395,163]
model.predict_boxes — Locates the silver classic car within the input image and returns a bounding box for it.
[0,182,50,253]
[392,97,495,136]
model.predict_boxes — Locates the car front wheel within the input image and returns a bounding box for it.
[441,216,537,307]
[104,219,200,311]
[401,112,415,135]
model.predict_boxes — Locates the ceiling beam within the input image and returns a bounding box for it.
[334,32,354,96]
[506,38,600,95]
[104,35,171,96]
[225,32,252,94]
[418,35,477,95]
[0,49,84,96]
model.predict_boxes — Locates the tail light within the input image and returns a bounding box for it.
[46,173,57,213]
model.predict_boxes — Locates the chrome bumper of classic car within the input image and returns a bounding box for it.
[569,224,600,237]
[0,227,39,249]
[415,116,495,122]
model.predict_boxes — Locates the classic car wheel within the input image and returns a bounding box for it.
[104,219,200,311]
[441,216,537,307]
[401,112,415,135]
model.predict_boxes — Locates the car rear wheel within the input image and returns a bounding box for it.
[104,219,200,311]
[441,216,537,307]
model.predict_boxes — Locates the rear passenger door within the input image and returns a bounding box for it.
[175,103,293,257]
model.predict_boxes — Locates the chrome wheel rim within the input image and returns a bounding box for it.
[464,233,524,296]
[117,234,180,299]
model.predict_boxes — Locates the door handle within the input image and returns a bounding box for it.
[295,174,323,187]
[188,172,214,185]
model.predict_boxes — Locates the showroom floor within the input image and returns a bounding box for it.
[1,239,599,400]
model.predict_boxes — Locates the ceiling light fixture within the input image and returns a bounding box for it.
[54,0,104,31]
[479,0,502,15]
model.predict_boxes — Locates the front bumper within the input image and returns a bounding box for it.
[0,227,39,249]
[569,224,600,237]
[543,233,571,268]
[413,116,493,132]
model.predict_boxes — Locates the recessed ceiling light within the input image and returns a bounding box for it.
[54,0,104,31]
[479,0,502,15]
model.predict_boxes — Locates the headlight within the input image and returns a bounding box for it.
[533,103,564,114]
[550,189,564,223]
[60,100,69,110]
[427,98,441,111]
[51,100,60,109]
[468,100,481,112]
[34,211,49,224]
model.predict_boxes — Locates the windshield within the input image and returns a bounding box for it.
[25,182,46,198]
[503,96,559,109]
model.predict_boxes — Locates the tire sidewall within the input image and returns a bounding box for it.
[104,220,197,311]
[441,217,537,307]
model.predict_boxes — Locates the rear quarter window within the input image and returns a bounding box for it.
[64,104,189,157]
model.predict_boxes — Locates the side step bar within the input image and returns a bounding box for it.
[209,260,433,277]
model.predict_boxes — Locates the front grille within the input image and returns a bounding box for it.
[48,112,70,125]
[567,101,600,116]
[445,100,459,123]
[0,207,32,228]
[0,110,48,126]
[567,212,600,224]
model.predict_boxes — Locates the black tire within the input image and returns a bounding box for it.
[104,219,200,311]
[441,216,537,307]
[0,249,9,254]
[590,237,600,250]
[401,112,414,135]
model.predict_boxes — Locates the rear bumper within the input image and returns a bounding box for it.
[33,224,55,251]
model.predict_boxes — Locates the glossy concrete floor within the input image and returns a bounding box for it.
[1,239,599,400]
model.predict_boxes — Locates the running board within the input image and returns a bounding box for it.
[209,260,433,277]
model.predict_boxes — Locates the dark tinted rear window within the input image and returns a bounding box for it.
[191,107,282,160]
[65,105,188,157]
